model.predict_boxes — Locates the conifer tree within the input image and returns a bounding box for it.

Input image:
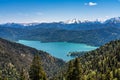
[0,70,2,80]
[66,61,74,80]
[29,53,47,80]
[66,58,82,80]
[72,58,82,80]
[20,68,28,80]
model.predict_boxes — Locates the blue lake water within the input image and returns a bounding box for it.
[18,40,98,61]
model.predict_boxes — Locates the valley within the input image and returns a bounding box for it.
[0,18,120,79]
[0,0,120,79]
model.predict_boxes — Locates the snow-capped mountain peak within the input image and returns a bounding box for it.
[64,19,81,24]
[21,23,40,26]
[105,17,120,24]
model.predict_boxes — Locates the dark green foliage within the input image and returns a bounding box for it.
[29,53,47,80]
[77,40,120,80]
[66,61,74,80]
[66,58,82,80]
[67,51,88,58]
[54,40,120,80]
[0,70,2,80]
[0,38,65,79]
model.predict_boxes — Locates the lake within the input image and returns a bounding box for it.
[18,40,98,61]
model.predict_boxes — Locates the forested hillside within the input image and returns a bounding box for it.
[0,38,65,79]
[53,40,120,80]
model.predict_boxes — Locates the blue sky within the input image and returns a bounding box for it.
[0,0,120,23]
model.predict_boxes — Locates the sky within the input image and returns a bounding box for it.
[0,0,120,23]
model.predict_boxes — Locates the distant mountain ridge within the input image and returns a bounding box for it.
[0,17,120,46]
[1,17,120,31]
[1,17,120,26]
[105,17,120,24]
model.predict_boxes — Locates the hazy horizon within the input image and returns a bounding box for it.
[0,17,119,24]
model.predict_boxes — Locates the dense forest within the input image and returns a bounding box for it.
[52,40,120,80]
[1,38,120,79]
[0,38,65,79]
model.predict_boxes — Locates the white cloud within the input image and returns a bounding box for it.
[85,2,97,6]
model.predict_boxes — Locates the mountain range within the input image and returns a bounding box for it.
[0,17,120,46]
[1,17,120,30]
